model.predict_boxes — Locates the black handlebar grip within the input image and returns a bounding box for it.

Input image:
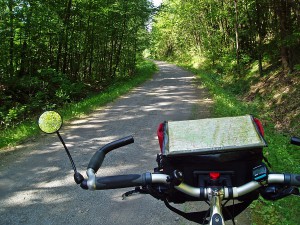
[87,136,134,173]
[291,137,300,146]
[87,150,106,173]
[95,173,152,190]
[290,174,300,186]
[284,174,300,186]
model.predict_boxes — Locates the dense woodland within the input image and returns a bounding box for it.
[151,0,300,74]
[0,0,153,128]
[150,0,300,132]
[1,0,300,131]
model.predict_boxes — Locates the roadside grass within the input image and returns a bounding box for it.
[0,60,157,150]
[193,68,300,225]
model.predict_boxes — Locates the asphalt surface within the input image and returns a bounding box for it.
[0,61,250,224]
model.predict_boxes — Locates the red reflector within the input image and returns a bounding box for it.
[157,123,164,152]
[210,172,220,180]
[254,118,264,137]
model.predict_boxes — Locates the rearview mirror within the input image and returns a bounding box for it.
[38,111,63,134]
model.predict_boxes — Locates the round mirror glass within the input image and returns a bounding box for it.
[38,111,63,134]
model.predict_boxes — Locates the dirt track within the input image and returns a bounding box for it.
[0,61,250,224]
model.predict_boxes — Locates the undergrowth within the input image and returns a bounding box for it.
[193,68,300,225]
[0,60,157,149]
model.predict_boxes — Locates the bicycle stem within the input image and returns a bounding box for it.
[208,187,225,225]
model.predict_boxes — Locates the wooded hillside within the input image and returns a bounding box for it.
[150,0,300,133]
[151,0,300,73]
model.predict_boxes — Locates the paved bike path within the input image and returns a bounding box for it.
[0,61,226,225]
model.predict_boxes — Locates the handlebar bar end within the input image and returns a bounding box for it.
[80,180,88,190]
[291,137,300,146]
[74,172,84,184]
[284,174,300,186]
[87,136,135,173]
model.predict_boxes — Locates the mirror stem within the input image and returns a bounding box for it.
[56,131,77,173]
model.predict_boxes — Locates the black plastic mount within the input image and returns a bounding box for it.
[291,137,300,146]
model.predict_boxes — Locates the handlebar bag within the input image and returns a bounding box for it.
[158,115,267,203]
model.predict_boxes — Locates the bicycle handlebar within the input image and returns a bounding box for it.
[87,136,134,173]
[80,170,167,190]
[285,173,300,186]
[95,173,152,189]
[81,171,300,199]
[176,173,300,199]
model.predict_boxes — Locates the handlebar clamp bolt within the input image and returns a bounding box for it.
[172,170,184,185]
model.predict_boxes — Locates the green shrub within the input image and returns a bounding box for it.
[194,67,299,225]
[0,60,157,149]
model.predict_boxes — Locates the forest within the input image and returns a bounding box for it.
[151,0,300,73]
[150,0,300,133]
[1,0,299,138]
[0,0,153,129]
[0,1,299,224]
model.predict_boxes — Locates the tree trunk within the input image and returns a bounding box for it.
[276,0,293,72]
[19,41,27,77]
[8,0,14,77]
[56,0,72,73]
[255,0,263,76]
[62,0,72,74]
[88,22,95,79]
[234,0,240,69]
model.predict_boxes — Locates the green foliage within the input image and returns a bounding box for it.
[192,67,300,225]
[295,64,300,71]
[0,0,154,132]
[2,105,27,127]
[0,60,157,149]
[192,69,259,117]
[250,126,300,225]
[151,0,300,74]
[0,69,88,128]
[62,60,157,121]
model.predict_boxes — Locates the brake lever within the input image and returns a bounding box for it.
[261,185,299,200]
[285,186,299,197]
[291,137,300,146]
[122,187,148,200]
[291,187,300,197]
